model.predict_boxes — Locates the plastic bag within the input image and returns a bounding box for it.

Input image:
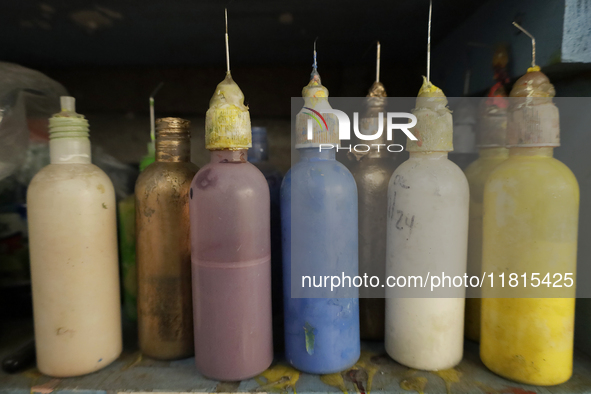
[0,62,68,182]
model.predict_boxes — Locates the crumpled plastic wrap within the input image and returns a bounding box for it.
[0,62,68,182]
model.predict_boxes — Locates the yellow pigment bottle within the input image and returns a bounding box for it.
[463,47,510,342]
[480,67,579,385]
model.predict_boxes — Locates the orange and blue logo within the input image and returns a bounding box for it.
[302,107,328,132]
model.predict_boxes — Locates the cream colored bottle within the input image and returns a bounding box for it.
[27,97,122,377]
[385,79,469,371]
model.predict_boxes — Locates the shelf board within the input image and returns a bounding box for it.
[2,318,591,394]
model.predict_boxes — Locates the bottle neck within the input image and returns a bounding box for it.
[50,137,91,164]
[156,134,190,162]
[409,151,448,160]
[478,147,509,159]
[509,147,554,158]
[49,112,91,164]
[298,147,336,161]
[209,149,248,163]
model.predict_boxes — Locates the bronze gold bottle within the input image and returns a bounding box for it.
[135,117,198,360]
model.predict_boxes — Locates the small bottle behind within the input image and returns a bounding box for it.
[464,46,510,342]
[352,55,398,340]
[248,126,284,350]
[136,118,198,360]
[27,97,122,377]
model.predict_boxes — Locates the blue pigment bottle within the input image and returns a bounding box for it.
[248,126,284,349]
[281,64,360,374]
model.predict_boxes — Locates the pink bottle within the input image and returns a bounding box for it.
[189,72,273,380]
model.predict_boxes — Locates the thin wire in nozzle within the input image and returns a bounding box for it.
[313,37,318,70]
[149,82,164,142]
[376,41,381,83]
[225,8,230,73]
[427,0,432,83]
[512,21,536,69]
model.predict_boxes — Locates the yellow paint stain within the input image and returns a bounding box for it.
[205,72,252,150]
[321,372,348,394]
[432,368,461,394]
[121,352,142,371]
[417,76,444,97]
[255,364,300,393]
[354,351,379,394]
[21,368,43,379]
[400,376,428,394]
[205,105,251,150]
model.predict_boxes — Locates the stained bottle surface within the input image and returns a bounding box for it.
[27,97,122,377]
[135,118,198,360]
[282,67,360,374]
[385,79,469,371]
[190,73,273,380]
[480,70,578,385]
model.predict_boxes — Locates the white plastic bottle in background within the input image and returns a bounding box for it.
[27,97,122,377]
[385,79,469,371]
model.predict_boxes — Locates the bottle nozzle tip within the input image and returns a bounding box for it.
[60,96,76,113]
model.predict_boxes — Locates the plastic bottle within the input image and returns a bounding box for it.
[27,97,122,377]
[248,126,284,349]
[385,78,469,371]
[480,68,578,385]
[135,118,198,360]
[350,81,396,340]
[282,66,360,374]
[190,72,273,380]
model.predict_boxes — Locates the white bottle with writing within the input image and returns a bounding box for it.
[27,97,122,377]
[385,79,469,371]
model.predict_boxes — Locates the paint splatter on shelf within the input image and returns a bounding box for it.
[255,364,300,393]
[121,352,142,371]
[319,351,381,394]
[215,381,240,392]
[400,376,428,394]
[321,372,348,394]
[432,368,461,394]
[345,368,368,394]
[354,351,379,394]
